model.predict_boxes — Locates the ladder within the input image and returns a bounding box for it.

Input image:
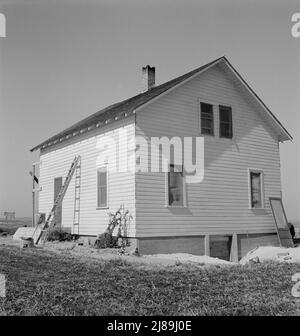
[72,156,81,235]
[34,155,81,245]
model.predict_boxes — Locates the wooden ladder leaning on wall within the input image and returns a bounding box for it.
[72,156,81,235]
[32,155,81,245]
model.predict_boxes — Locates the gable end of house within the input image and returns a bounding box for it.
[30,56,292,153]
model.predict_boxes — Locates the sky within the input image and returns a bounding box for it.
[0,0,299,220]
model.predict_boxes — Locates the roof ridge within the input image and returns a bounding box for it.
[30,56,225,152]
[31,55,292,150]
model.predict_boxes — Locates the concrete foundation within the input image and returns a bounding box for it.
[74,232,280,260]
[137,236,205,255]
[134,232,279,260]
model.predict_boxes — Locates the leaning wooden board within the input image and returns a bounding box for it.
[269,197,294,248]
[13,227,41,242]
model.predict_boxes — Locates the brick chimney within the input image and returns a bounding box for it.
[142,65,155,92]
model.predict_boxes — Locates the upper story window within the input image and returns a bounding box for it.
[200,102,214,135]
[219,105,233,138]
[97,166,108,208]
[249,169,264,209]
[167,164,185,207]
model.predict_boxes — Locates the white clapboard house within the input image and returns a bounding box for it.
[30,56,292,260]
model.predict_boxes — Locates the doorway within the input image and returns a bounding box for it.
[210,235,232,261]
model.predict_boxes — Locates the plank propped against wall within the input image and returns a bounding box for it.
[269,197,294,248]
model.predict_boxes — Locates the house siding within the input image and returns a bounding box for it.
[38,117,136,236]
[135,64,281,238]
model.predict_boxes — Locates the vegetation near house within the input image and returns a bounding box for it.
[47,228,73,242]
[0,245,299,316]
[94,205,132,249]
[94,231,118,249]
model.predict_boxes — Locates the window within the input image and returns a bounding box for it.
[200,102,214,135]
[167,164,185,207]
[97,166,108,208]
[249,170,264,209]
[219,105,233,138]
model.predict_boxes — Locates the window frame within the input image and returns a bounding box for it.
[200,102,214,136]
[96,165,109,209]
[248,168,265,209]
[165,163,186,208]
[219,105,233,139]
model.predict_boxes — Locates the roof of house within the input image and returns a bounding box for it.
[30,56,292,152]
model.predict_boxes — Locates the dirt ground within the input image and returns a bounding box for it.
[4,233,300,267]
[0,235,232,267]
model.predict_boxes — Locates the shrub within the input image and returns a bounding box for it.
[94,232,118,249]
[47,228,73,242]
[94,205,132,250]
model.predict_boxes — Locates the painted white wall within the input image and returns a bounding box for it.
[39,117,136,236]
[135,64,282,237]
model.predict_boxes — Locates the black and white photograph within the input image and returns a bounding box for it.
[0,0,300,321]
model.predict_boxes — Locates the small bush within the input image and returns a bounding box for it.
[94,232,118,249]
[94,205,132,250]
[47,228,73,242]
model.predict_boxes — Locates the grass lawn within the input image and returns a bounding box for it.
[0,245,299,316]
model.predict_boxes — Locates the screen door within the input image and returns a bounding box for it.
[269,197,294,247]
